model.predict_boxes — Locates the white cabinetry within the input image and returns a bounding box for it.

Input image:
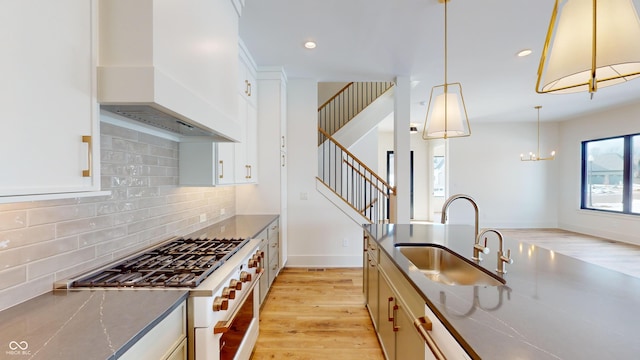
[179,43,258,187]
[98,0,241,142]
[234,43,259,184]
[120,300,187,360]
[236,67,288,264]
[0,0,103,201]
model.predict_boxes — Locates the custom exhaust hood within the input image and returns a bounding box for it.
[97,0,241,142]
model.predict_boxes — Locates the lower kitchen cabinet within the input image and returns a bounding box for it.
[120,300,187,360]
[258,217,280,306]
[365,233,471,360]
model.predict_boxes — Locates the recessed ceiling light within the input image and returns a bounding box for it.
[304,41,317,49]
[517,49,533,57]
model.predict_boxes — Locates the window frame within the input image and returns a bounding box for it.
[580,134,639,215]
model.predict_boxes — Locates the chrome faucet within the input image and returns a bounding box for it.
[476,229,513,273]
[441,194,486,259]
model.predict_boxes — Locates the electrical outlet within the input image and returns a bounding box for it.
[220,208,226,215]
[300,192,308,200]
[199,213,207,223]
[342,238,349,247]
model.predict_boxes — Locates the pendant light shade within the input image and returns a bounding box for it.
[423,0,471,140]
[423,83,470,139]
[536,0,640,94]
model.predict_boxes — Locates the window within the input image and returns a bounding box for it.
[581,134,640,214]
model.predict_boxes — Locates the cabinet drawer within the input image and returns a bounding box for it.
[120,301,186,360]
[267,221,279,240]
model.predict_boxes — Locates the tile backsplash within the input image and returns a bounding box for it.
[0,122,235,311]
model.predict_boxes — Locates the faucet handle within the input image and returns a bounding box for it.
[472,237,490,261]
[497,249,513,274]
[504,249,513,264]
[481,238,490,254]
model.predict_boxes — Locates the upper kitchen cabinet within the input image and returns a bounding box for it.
[235,41,259,184]
[0,0,104,202]
[97,0,242,142]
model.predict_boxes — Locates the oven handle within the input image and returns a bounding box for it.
[214,269,263,334]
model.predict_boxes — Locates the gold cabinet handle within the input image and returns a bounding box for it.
[247,82,252,96]
[245,79,249,95]
[281,136,285,148]
[219,160,224,179]
[387,297,394,322]
[281,154,285,167]
[82,136,92,177]
[392,304,399,332]
[414,316,447,360]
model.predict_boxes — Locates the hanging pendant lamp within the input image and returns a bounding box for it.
[536,0,640,94]
[520,106,556,161]
[422,0,470,140]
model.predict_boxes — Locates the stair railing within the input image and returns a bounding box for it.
[317,127,396,224]
[318,81,394,144]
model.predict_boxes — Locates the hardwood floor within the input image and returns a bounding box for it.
[251,268,384,360]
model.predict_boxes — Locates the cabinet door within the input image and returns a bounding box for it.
[366,251,379,329]
[216,143,235,185]
[1,0,99,197]
[396,298,426,360]
[378,274,396,360]
[234,94,257,184]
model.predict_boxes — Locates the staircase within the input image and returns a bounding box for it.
[316,82,396,225]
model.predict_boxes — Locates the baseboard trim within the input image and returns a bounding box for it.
[286,255,362,268]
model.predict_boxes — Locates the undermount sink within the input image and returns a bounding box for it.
[396,244,506,286]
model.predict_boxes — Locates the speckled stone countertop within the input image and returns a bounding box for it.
[0,215,278,360]
[0,289,187,360]
[363,223,640,360]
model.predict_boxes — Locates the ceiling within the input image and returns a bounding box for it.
[238,0,640,131]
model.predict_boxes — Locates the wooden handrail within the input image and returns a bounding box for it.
[361,198,379,213]
[343,160,390,198]
[315,177,374,224]
[319,127,396,195]
[317,82,354,111]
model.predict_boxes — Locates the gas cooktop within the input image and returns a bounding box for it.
[72,237,249,288]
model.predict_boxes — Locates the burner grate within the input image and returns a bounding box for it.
[72,237,248,288]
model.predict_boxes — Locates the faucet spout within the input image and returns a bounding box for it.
[440,194,480,240]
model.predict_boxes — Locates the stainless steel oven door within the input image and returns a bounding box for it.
[194,272,261,360]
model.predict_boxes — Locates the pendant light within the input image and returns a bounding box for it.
[520,106,556,161]
[536,0,640,95]
[422,0,470,140]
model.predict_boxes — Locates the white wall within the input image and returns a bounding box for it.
[558,101,640,246]
[448,121,559,228]
[286,79,363,267]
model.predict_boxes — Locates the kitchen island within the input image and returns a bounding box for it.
[363,223,640,359]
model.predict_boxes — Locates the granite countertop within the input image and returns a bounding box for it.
[363,223,640,359]
[0,289,187,360]
[0,214,278,360]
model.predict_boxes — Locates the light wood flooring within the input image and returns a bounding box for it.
[250,267,384,360]
[251,229,640,360]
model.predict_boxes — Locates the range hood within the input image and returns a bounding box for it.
[100,104,225,138]
[97,0,241,142]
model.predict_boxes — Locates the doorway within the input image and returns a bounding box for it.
[386,150,414,219]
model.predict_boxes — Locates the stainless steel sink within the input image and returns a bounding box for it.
[397,245,506,286]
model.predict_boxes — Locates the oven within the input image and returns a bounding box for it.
[60,236,264,360]
[189,243,263,360]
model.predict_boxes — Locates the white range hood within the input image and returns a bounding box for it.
[97,0,241,142]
